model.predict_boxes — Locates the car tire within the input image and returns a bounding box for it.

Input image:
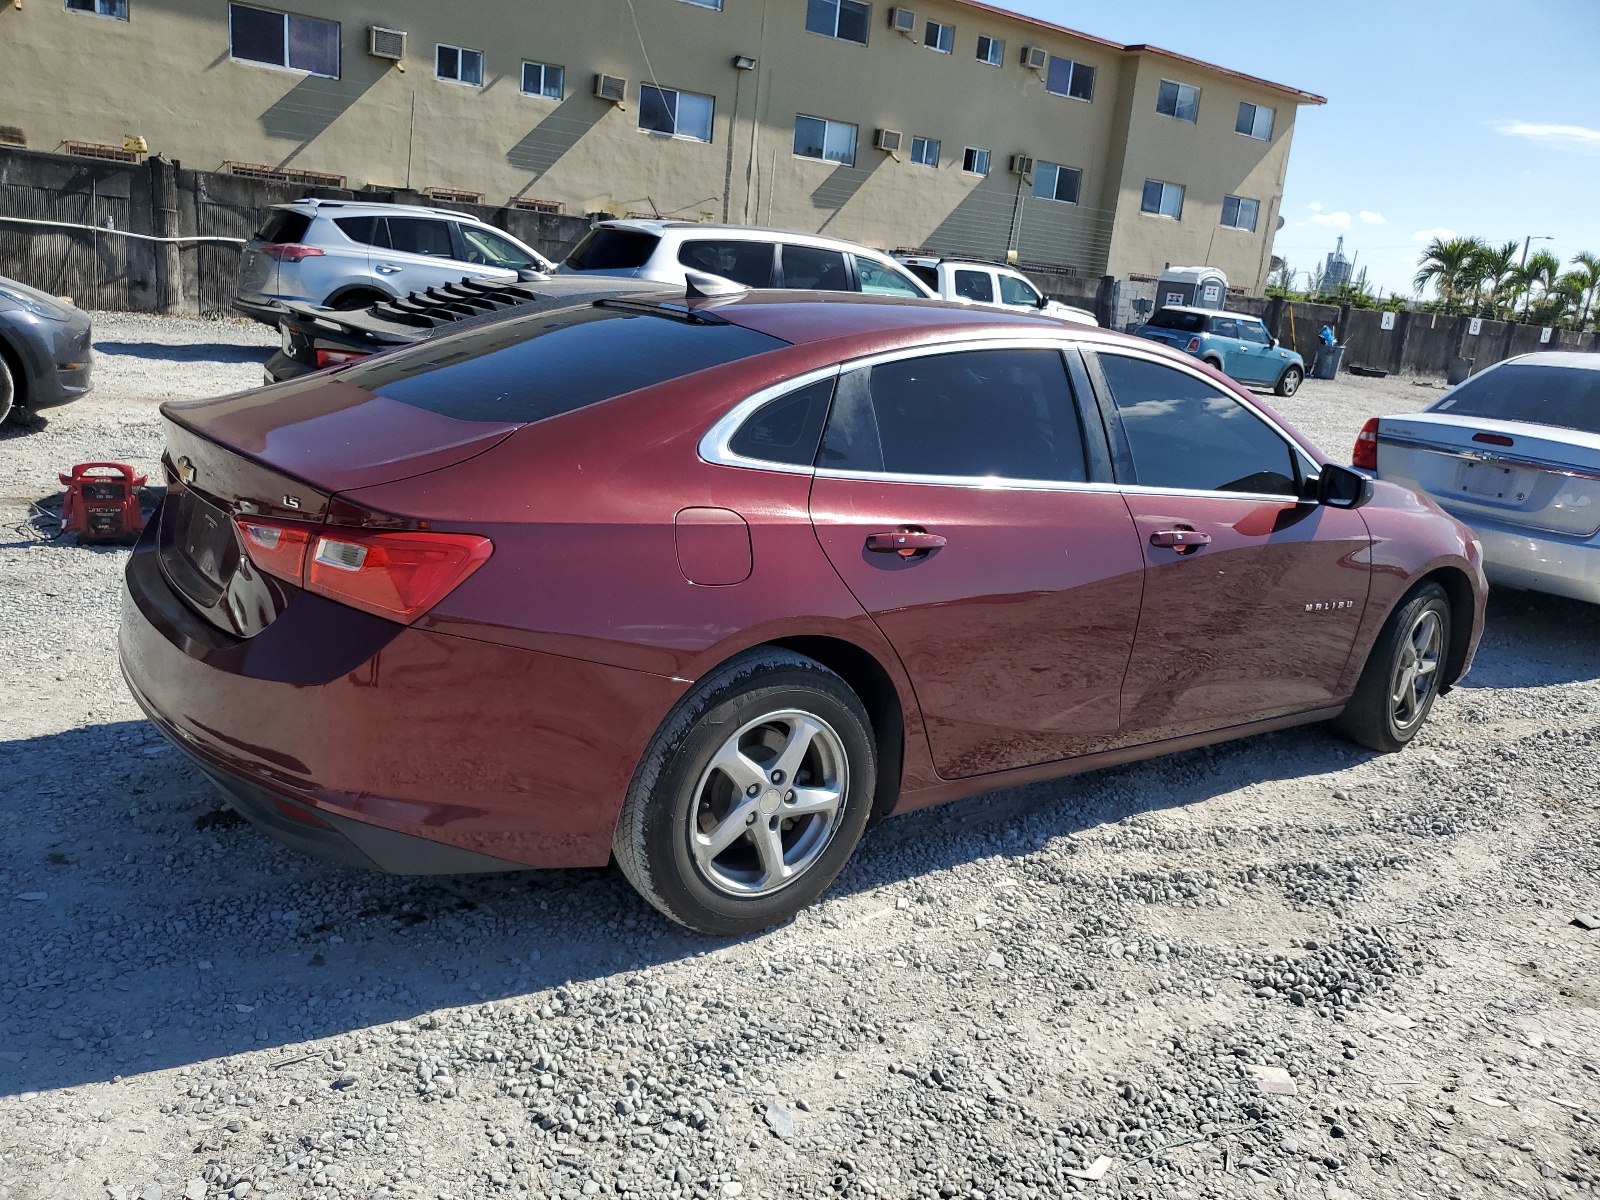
[1275,365,1305,397]
[0,351,16,424]
[1332,582,1450,753]
[613,647,877,936]
[1201,355,1224,371]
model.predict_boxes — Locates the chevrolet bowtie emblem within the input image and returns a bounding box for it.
[175,456,197,485]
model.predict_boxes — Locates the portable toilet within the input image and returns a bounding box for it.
[1155,266,1228,311]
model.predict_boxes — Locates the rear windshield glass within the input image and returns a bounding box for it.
[338,304,789,424]
[254,211,312,244]
[565,229,661,271]
[1147,309,1205,333]
[1432,363,1600,436]
[905,264,939,289]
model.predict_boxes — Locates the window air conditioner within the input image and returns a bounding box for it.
[368,27,407,61]
[594,74,628,104]
[890,7,917,33]
[1008,154,1034,176]
[1021,45,1048,71]
[875,128,904,154]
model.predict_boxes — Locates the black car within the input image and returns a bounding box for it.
[0,273,93,423]
[264,274,675,383]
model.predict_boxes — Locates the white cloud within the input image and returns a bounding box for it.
[1359,211,1387,225]
[1491,119,1600,152]
[1310,210,1353,229]
[1411,227,1458,243]
[1307,202,1324,212]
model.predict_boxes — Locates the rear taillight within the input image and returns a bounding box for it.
[260,244,325,262]
[234,517,492,625]
[315,348,368,368]
[1472,431,1514,447]
[1352,417,1380,470]
[1186,337,1201,352]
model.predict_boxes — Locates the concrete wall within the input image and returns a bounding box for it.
[0,0,1314,283]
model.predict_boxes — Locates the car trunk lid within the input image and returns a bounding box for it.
[1378,411,1600,538]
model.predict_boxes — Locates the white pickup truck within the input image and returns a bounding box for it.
[897,256,1098,326]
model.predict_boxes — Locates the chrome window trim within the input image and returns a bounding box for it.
[1378,433,1600,484]
[813,467,1114,493]
[698,364,843,473]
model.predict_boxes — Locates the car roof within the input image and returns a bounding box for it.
[275,199,491,224]
[1500,351,1600,370]
[597,219,901,258]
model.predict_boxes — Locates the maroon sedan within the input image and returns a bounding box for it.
[120,291,1486,934]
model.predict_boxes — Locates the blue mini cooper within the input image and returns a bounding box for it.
[1135,306,1306,396]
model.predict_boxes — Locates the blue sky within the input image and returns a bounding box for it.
[1000,0,1600,296]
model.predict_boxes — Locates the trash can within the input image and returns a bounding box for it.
[1312,345,1345,380]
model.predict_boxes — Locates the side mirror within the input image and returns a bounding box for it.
[1315,462,1374,509]
[1270,336,1279,348]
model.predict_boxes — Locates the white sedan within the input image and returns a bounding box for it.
[1356,352,1600,604]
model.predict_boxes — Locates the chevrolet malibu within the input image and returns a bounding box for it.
[120,291,1486,934]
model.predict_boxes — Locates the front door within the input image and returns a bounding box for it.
[1228,318,1281,384]
[1088,350,1372,742]
[808,346,1146,778]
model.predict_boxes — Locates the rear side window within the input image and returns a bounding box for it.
[254,211,311,244]
[1147,309,1204,332]
[781,244,849,291]
[1431,363,1600,436]
[729,378,836,465]
[954,270,995,303]
[678,241,776,287]
[334,216,378,245]
[566,228,661,271]
[818,348,1087,482]
[339,305,789,424]
[1097,354,1297,496]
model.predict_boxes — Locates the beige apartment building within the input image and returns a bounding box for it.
[0,0,1324,290]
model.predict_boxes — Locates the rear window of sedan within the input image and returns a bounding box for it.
[1147,309,1205,333]
[1432,363,1600,437]
[339,303,789,424]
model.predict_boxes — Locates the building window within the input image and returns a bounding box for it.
[521,61,564,99]
[1141,179,1184,219]
[962,147,990,176]
[1045,55,1095,102]
[65,0,128,19]
[976,34,1004,66]
[794,114,858,166]
[229,5,339,78]
[1033,161,1081,204]
[436,43,484,86]
[1221,195,1260,232]
[1156,80,1199,123]
[805,0,870,45]
[1236,102,1274,140]
[924,21,953,52]
[639,85,714,143]
[910,136,940,167]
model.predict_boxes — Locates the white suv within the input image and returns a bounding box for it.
[232,200,556,324]
[556,220,934,298]
[897,256,1098,326]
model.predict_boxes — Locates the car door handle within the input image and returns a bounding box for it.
[375,263,402,274]
[866,530,947,557]
[1150,529,1211,549]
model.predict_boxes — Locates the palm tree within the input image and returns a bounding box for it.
[1552,273,1587,328]
[1516,250,1562,321]
[1414,236,1483,311]
[1571,251,1600,331]
[1468,240,1521,319]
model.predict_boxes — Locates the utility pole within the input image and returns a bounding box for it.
[1520,235,1553,266]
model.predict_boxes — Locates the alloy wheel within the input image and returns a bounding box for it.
[1389,608,1442,730]
[687,709,848,897]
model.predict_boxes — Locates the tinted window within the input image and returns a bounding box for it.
[679,240,776,287]
[856,258,924,297]
[1431,363,1600,436]
[905,263,939,289]
[254,211,311,244]
[998,275,1040,307]
[954,270,994,303]
[333,216,378,245]
[565,228,661,271]
[781,245,849,291]
[1098,354,1297,496]
[340,306,789,424]
[384,218,454,258]
[729,378,836,465]
[818,349,1087,482]
[1147,309,1204,333]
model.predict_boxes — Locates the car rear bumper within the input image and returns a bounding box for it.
[1472,517,1600,604]
[118,515,685,872]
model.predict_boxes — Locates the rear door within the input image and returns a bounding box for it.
[372,216,462,294]
[1086,349,1371,742]
[808,344,1146,777]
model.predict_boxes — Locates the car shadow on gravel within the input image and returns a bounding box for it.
[94,341,273,364]
[1456,587,1600,688]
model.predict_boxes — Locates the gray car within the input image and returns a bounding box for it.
[1365,352,1600,604]
[0,274,93,424]
[232,199,556,325]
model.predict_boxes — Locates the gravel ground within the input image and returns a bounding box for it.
[2,316,1598,1200]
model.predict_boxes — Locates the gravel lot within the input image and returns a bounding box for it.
[2,315,1597,1200]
